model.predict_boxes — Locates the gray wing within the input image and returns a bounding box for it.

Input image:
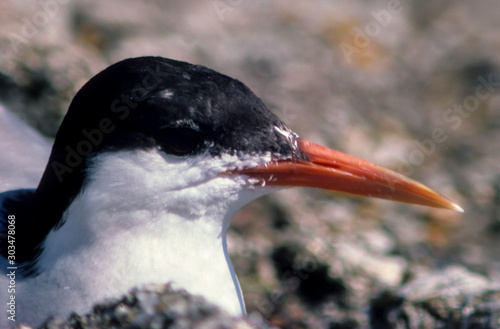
[0,104,51,192]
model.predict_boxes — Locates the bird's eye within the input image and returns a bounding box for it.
[161,127,204,156]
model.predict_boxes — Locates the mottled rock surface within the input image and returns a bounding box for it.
[371,267,500,329]
[25,285,253,329]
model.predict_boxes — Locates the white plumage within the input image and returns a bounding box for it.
[2,145,277,326]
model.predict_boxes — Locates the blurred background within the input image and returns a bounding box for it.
[1,1,500,328]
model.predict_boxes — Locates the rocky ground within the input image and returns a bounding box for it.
[1,1,500,328]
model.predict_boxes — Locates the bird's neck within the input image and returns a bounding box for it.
[38,196,243,314]
[34,150,265,316]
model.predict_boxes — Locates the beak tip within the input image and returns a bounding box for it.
[451,203,464,213]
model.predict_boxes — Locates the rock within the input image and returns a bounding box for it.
[34,284,255,329]
[370,267,500,329]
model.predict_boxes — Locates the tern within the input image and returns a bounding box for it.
[0,56,462,327]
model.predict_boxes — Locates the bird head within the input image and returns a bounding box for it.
[38,56,461,228]
[14,56,460,269]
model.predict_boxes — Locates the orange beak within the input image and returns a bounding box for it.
[232,139,462,212]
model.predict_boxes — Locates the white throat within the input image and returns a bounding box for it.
[16,149,273,326]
